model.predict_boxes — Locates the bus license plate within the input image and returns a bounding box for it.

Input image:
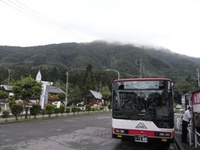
[134,135,148,143]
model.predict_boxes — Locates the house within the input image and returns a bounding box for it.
[0,71,65,108]
[0,84,14,97]
[84,90,102,106]
[46,85,65,95]
[0,84,64,98]
[36,70,65,108]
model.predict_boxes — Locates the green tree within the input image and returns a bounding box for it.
[0,90,9,99]
[30,104,41,119]
[177,75,197,94]
[81,64,96,94]
[1,110,10,121]
[68,85,82,101]
[12,76,42,119]
[10,104,23,120]
[41,109,47,118]
[46,105,55,117]
[54,108,60,117]
[101,85,111,102]
[58,93,66,103]
[66,107,70,115]
[71,107,77,115]
[9,101,17,110]
[85,105,91,113]
[60,105,65,116]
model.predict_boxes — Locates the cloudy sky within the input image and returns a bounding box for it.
[1,0,200,57]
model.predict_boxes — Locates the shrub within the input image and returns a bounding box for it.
[41,109,47,118]
[9,101,17,109]
[30,104,41,119]
[99,106,104,111]
[71,107,77,115]
[10,104,23,120]
[46,105,55,117]
[66,107,70,115]
[85,105,91,113]
[1,110,10,121]
[60,105,65,116]
[108,104,112,111]
[54,108,60,117]
[91,108,96,112]
[76,107,81,114]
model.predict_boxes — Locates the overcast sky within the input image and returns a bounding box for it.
[1,0,200,58]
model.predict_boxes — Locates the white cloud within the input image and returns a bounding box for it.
[0,0,200,57]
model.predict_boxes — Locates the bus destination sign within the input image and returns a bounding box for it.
[124,81,159,89]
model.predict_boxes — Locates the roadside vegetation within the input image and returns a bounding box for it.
[0,103,109,123]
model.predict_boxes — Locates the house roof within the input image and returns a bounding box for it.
[1,85,13,91]
[0,84,65,94]
[89,90,102,99]
[46,85,65,94]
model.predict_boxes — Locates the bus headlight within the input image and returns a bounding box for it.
[114,129,128,134]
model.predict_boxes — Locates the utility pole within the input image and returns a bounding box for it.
[8,69,11,83]
[65,72,69,106]
[135,59,144,78]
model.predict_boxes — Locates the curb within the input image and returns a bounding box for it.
[175,135,185,150]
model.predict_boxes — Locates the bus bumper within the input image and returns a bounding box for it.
[112,133,174,143]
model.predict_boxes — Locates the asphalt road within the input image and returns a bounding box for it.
[0,112,177,150]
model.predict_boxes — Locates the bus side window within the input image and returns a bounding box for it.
[113,92,119,110]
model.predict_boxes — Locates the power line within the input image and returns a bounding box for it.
[1,0,88,42]
[0,0,107,61]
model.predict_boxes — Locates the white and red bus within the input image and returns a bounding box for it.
[111,78,175,145]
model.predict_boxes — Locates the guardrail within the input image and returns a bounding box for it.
[187,127,192,146]
[195,130,200,148]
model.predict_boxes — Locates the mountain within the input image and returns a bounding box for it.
[0,41,200,82]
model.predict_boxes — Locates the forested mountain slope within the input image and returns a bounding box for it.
[0,41,200,82]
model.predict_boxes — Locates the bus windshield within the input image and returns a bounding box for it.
[112,80,174,122]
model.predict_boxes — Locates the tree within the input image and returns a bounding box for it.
[177,75,197,94]
[65,107,70,115]
[12,76,42,119]
[101,85,111,103]
[60,105,65,116]
[9,101,16,109]
[85,105,91,113]
[71,107,77,115]
[45,105,55,117]
[10,104,23,120]
[58,93,65,103]
[30,104,41,119]
[0,91,9,99]
[68,85,82,102]
[1,110,10,121]
[54,108,60,117]
[41,109,47,118]
[81,64,96,94]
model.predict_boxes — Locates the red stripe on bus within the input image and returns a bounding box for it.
[129,130,155,136]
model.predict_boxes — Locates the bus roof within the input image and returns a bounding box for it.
[113,77,172,82]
